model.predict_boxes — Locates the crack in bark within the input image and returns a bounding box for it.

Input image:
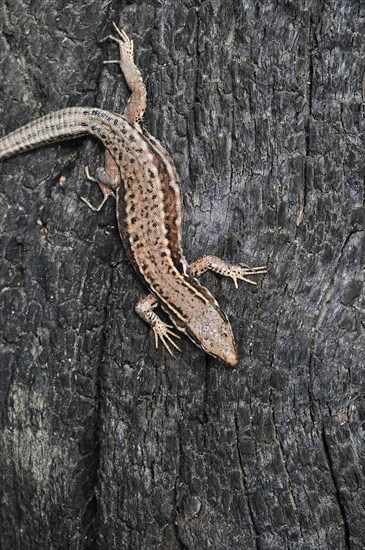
[321,426,351,548]
[270,406,303,539]
[82,265,115,549]
[234,414,260,549]
[309,229,363,423]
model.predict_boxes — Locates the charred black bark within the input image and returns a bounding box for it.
[0,1,364,548]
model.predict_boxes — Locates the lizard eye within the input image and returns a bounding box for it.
[201,323,211,342]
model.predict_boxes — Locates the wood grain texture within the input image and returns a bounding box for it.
[0,0,364,549]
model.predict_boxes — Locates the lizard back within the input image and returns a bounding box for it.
[0,107,218,324]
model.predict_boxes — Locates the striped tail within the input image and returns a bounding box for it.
[0,107,96,160]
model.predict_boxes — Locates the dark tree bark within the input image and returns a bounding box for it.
[0,1,364,549]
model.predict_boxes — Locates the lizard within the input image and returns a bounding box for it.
[0,23,266,366]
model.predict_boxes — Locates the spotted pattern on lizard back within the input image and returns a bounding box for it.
[0,24,267,365]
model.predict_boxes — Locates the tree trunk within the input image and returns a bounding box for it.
[0,1,364,548]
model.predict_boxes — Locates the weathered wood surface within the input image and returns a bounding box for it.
[0,1,364,548]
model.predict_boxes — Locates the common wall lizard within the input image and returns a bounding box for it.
[0,24,266,365]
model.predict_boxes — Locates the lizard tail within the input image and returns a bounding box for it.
[0,107,95,160]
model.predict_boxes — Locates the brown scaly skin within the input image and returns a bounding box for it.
[0,23,266,365]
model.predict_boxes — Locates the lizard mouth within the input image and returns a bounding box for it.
[220,348,238,366]
[209,340,238,366]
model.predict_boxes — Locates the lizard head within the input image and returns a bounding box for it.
[187,305,238,366]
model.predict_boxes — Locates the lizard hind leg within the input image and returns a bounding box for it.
[100,23,147,124]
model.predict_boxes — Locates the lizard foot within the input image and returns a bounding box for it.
[100,22,134,64]
[227,265,267,288]
[153,321,181,356]
[80,165,116,212]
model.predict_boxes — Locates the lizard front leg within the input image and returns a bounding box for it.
[189,255,267,287]
[135,295,181,356]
